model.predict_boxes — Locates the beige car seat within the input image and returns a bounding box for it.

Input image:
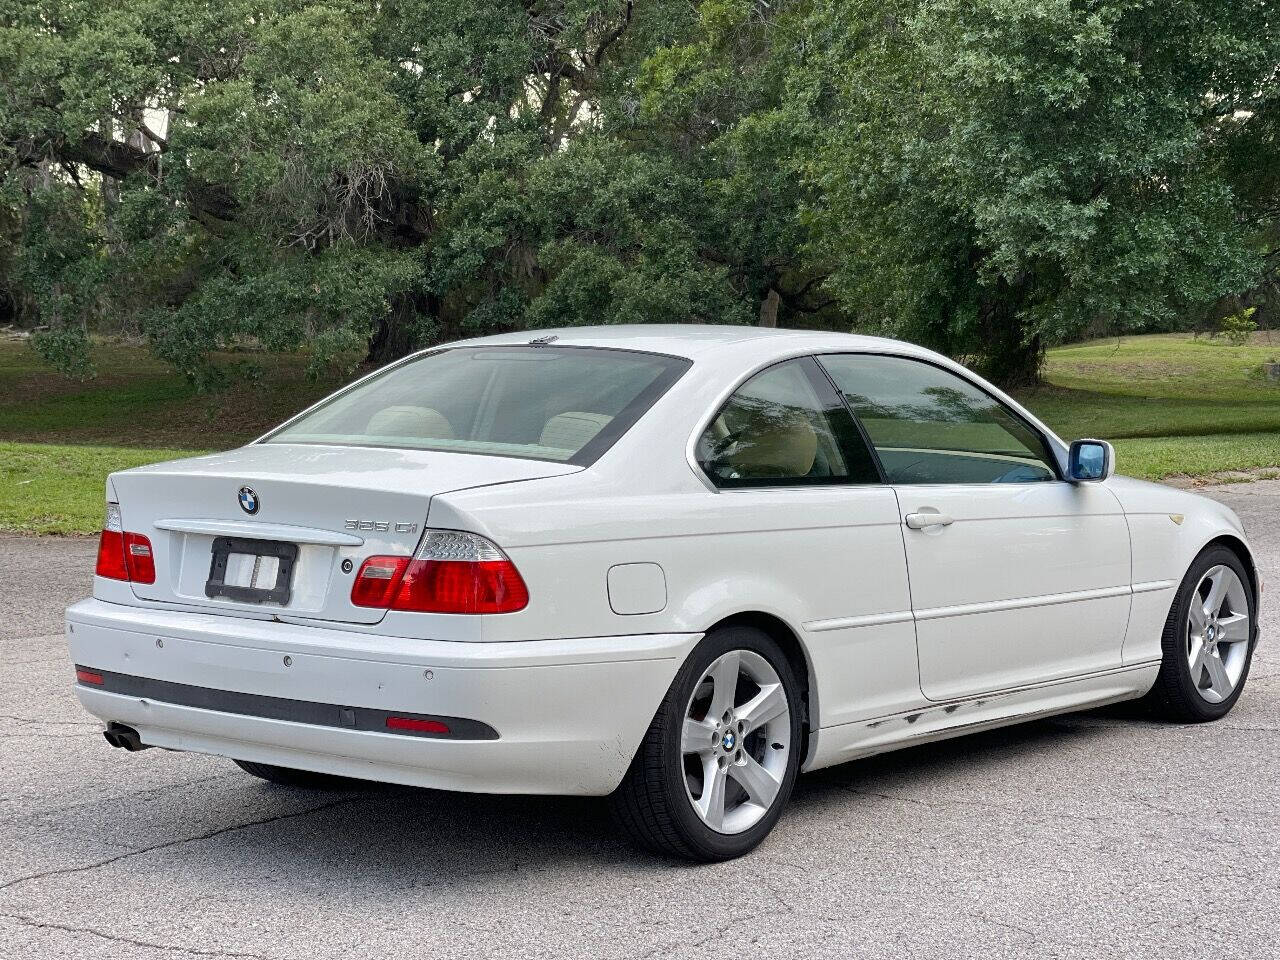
[539,411,614,452]
[721,411,818,478]
[366,405,455,440]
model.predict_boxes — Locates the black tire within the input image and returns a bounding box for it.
[1145,545,1257,722]
[610,625,804,862]
[233,759,354,788]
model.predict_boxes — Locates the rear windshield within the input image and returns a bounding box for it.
[264,345,690,464]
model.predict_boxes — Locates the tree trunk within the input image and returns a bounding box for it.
[758,287,781,327]
[365,293,422,365]
[975,279,1042,388]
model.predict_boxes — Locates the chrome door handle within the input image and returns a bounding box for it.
[904,512,954,530]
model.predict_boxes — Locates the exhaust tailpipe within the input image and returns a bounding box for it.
[103,723,149,752]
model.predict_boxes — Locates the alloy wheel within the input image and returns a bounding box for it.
[680,649,791,834]
[1186,564,1251,704]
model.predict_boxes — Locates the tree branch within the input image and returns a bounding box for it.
[591,1,633,67]
[136,120,169,150]
[10,131,237,222]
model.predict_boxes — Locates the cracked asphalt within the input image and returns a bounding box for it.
[3,482,1279,959]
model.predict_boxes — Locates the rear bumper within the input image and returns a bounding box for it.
[66,598,699,795]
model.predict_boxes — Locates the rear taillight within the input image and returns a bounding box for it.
[350,556,411,608]
[350,529,529,614]
[95,504,155,584]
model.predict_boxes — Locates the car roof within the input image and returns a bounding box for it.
[443,323,1069,463]
[448,324,932,362]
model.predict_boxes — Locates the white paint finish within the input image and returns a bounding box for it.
[107,444,578,629]
[154,518,365,546]
[804,621,923,726]
[67,603,699,795]
[67,598,697,670]
[1106,475,1256,664]
[72,325,1259,800]
[804,610,914,632]
[913,583,1131,621]
[1125,585,1179,664]
[895,482,1132,700]
[607,563,667,615]
[444,484,923,722]
[808,663,1160,771]
[914,593,1133,701]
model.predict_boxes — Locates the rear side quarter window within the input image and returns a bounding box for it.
[696,357,880,488]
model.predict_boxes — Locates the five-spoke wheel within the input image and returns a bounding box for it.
[1149,545,1256,721]
[611,625,803,861]
[680,649,790,834]
[1185,564,1252,704]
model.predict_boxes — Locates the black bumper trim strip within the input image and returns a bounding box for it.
[75,666,499,740]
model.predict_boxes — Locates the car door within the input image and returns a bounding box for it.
[818,353,1132,702]
[693,356,922,724]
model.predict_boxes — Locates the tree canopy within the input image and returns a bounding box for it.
[2,0,1277,387]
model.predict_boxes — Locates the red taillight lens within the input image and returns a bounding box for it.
[75,668,104,686]
[351,556,411,607]
[394,558,528,614]
[349,530,529,615]
[95,529,129,581]
[124,533,155,584]
[94,504,155,583]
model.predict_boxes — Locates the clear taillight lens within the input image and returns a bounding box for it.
[95,504,155,584]
[350,530,529,614]
[350,556,411,608]
[124,532,156,584]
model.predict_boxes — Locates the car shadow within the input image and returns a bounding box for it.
[190,701,1158,887]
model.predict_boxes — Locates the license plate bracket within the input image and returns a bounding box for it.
[205,537,299,605]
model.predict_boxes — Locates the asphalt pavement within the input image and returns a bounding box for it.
[2,482,1278,959]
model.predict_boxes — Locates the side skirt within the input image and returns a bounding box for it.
[804,662,1160,772]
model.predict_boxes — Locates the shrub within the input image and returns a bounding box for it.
[1220,308,1258,346]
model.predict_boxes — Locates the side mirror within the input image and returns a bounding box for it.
[1068,439,1115,482]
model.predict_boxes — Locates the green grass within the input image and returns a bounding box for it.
[0,441,206,535]
[0,337,353,535]
[0,339,351,449]
[2,332,1279,534]
[1016,333,1280,439]
[1011,332,1280,481]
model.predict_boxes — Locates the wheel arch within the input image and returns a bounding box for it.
[703,611,819,765]
[1202,534,1261,609]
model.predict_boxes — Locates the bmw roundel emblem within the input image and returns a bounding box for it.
[238,486,259,515]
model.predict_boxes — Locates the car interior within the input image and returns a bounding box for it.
[363,405,615,458]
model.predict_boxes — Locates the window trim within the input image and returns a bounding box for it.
[258,344,692,468]
[813,351,1064,485]
[693,355,883,491]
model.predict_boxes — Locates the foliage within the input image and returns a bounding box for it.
[1219,307,1258,346]
[1,0,1279,386]
[802,0,1280,384]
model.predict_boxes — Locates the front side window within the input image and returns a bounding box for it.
[696,357,880,487]
[818,354,1057,485]
[267,346,689,465]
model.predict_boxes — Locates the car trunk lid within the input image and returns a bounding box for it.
[109,443,579,624]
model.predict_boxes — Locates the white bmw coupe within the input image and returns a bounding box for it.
[67,326,1260,860]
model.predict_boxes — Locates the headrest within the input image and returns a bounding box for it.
[722,413,817,478]
[540,411,613,451]
[366,405,455,440]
